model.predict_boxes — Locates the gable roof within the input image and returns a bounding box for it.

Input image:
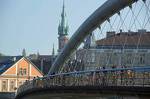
[0,56,44,76]
[0,55,53,75]
[0,56,22,75]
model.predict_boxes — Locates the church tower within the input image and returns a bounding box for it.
[58,0,69,53]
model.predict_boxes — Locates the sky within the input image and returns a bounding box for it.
[0,0,107,56]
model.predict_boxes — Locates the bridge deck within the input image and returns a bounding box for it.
[15,85,150,99]
[15,67,150,99]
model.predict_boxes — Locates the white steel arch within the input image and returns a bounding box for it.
[49,0,138,74]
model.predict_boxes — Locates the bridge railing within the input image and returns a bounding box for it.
[16,67,150,96]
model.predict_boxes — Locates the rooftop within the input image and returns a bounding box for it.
[96,31,150,48]
[0,56,22,75]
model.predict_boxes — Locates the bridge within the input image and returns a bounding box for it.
[15,0,150,98]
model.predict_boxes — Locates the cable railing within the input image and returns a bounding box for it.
[16,66,150,96]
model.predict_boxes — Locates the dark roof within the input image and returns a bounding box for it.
[28,55,54,61]
[29,55,55,75]
[0,55,55,75]
[96,32,150,48]
[37,55,53,61]
[31,59,52,75]
[0,56,23,75]
[0,56,17,63]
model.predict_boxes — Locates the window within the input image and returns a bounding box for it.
[138,50,147,53]
[91,52,95,63]
[126,53,132,64]
[19,68,27,76]
[2,80,8,92]
[106,53,111,65]
[23,69,27,75]
[19,68,23,75]
[9,80,16,92]
[86,54,91,63]
[139,54,145,64]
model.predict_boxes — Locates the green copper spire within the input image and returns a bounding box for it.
[52,43,55,56]
[58,0,69,36]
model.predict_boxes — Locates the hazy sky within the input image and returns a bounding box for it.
[0,0,106,56]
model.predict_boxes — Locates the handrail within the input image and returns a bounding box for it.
[47,66,150,77]
[16,66,150,97]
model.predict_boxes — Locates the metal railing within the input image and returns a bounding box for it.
[16,66,150,96]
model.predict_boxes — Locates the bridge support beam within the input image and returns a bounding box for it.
[15,86,150,99]
[49,0,138,74]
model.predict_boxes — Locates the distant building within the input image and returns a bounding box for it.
[84,32,96,49]
[28,45,56,75]
[28,54,54,75]
[58,0,69,53]
[76,30,150,70]
[0,56,43,92]
[22,49,26,57]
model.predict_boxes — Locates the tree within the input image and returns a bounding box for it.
[22,49,26,57]
[0,53,4,56]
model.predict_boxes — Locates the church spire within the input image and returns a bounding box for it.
[58,0,69,53]
[61,0,65,28]
[58,0,69,36]
[52,43,55,56]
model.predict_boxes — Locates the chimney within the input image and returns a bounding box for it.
[120,29,122,33]
[41,59,44,74]
[13,57,16,62]
[138,29,146,33]
[106,31,115,38]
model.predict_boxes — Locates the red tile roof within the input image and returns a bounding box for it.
[96,32,150,46]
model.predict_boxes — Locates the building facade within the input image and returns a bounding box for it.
[28,45,56,75]
[76,30,150,70]
[0,56,43,92]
